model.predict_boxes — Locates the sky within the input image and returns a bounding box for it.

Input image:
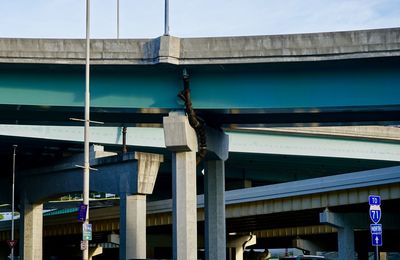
[0,0,399,39]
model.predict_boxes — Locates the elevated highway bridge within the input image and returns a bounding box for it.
[0,27,399,260]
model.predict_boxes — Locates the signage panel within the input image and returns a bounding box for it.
[369,195,381,206]
[370,224,382,234]
[372,234,383,246]
[82,223,92,241]
[78,203,88,222]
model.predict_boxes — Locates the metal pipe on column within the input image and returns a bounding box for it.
[10,145,17,260]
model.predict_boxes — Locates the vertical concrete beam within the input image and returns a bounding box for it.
[20,200,43,260]
[163,112,198,260]
[337,226,355,260]
[319,209,356,260]
[172,151,197,260]
[205,160,226,260]
[120,193,147,260]
[119,152,163,260]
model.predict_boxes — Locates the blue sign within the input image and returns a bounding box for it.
[369,195,381,206]
[372,233,382,246]
[370,224,382,234]
[369,207,381,223]
[78,203,88,222]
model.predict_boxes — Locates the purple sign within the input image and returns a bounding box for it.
[78,203,88,222]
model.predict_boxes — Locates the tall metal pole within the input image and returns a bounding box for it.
[10,145,17,260]
[83,0,91,259]
[117,0,120,38]
[164,0,169,35]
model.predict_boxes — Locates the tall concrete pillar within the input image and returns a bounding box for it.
[205,160,226,260]
[337,226,355,260]
[20,199,43,260]
[163,112,198,260]
[120,193,147,260]
[319,209,356,260]
[203,126,229,260]
[119,152,163,260]
[172,151,197,260]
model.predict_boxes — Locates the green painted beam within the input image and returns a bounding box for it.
[1,61,399,110]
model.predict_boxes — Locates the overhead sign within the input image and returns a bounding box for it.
[82,223,92,241]
[78,203,88,222]
[370,224,382,234]
[372,233,383,246]
[6,240,17,249]
[369,195,381,206]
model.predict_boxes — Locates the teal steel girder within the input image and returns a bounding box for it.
[0,58,399,125]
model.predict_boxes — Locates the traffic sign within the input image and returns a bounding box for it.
[370,224,382,234]
[372,233,383,246]
[80,240,88,251]
[369,205,381,223]
[6,240,17,249]
[78,203,88,222]
[369,195,381,206]
[82,223,92,241]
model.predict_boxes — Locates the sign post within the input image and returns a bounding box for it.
[369,195,382,260]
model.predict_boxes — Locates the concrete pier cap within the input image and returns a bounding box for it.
[163,111,198,152]
[134,151,164,195]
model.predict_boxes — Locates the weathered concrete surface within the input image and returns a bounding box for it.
[164,112,198,260]
[0,28,399,65]
[120,194,147,260]
[204,160,226,260]
[20,200,43,260]
[135,152,164,195]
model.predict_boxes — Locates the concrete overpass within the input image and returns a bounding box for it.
[0,27,399,260]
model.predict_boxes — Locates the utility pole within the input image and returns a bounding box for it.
[117,0,120,38]
[10,145,17,260]
[83,0,91,259]
[164,0,169,35]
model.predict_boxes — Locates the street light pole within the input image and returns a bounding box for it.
[83,0,91,259]
[117,0,120,38]
[10,145,17,260]
[164,0,169,35]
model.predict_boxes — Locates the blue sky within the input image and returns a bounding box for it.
[1,0,399,38]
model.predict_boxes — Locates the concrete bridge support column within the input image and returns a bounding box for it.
[120,193,146,260]
[19,198,43,260]
[337,225,355,260]
[164,112,198,260]
[119,152,163,260]
[320,209,356,260]
[205,160,226,260]
[204,127,229,260]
